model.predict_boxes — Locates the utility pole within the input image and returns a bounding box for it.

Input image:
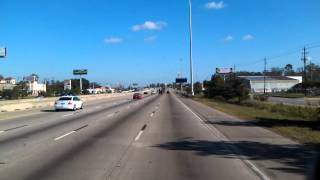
[188,0,194,96]
[310,61,313,81]
[264,57,267,94]
[233,65,236,79]
[302,47,308,96]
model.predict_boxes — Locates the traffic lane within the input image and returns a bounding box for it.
[0,94,162,180]
[180,97,313,180]
[108,93,259,180]
[0,95,152,163]
[0,94,133,127]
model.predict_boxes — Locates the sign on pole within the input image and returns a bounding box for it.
[73,69,88,94]
[176,78,187,83]
[216,67,233,74]
[0,47,6,58]
[73,69,88,75]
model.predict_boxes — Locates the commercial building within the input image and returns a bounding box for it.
[239,76,301,93]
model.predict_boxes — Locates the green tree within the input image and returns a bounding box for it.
[194,81,203,94]
[284,64,295,76]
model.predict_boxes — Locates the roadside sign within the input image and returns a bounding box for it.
[176,78,187,83]
[216,67,233,74]
[0,47,6,58]
[73,69,88,75]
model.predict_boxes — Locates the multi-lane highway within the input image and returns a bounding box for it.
[0,91,314,180]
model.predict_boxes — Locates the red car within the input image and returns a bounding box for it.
[133,93,143,100]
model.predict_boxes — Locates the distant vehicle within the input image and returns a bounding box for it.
[133,93,143,100]
[143,91,148,94]
[167,91,170,94]
[54,96,83,111]
[151,90,156,95]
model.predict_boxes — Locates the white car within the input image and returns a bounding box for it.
[54,96,83,111]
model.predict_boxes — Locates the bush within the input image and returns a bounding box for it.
[253,94,269,101]
[204,75,249,103]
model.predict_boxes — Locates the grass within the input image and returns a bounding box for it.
[269,92,306,98]
[193,96,320,146]
[269,92,320,98]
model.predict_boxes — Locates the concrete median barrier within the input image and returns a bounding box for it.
[0,93,132,112]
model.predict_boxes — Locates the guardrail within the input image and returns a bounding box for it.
[0,93,133,112]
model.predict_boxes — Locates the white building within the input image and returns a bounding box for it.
[5,77,16,85]
[239,76,301,93]
[23,74,46,96]
[64,80,72,90]
[0,77,17,91]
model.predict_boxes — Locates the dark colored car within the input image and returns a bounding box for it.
[133,93,143,100]
[143,91,148,94]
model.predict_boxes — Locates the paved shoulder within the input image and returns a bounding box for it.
[180,96,315,180]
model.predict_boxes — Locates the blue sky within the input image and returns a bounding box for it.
[1,0,320,86]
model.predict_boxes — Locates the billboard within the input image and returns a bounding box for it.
[176,78,187,83]
[216,67,233,74]
[0,47,6,58]
[73,69,88,75]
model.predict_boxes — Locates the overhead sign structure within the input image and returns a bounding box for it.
[176,78,187,83]
[0,47,6,58]
[73,69,88,75]
[216,67,233,74]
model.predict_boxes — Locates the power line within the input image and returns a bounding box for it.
[235,44,318,69]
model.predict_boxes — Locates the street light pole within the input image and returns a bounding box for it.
[188,0,194,96]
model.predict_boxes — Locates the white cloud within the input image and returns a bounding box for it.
[242,34,254,41]
[205,1,225,9]
[132,21,167,31]
[144,36,157,42]
[223,35,233,42]
[104,37,123,44]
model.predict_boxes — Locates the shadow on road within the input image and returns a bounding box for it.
[40,109,56,112]
[205,118,320,131]
[153,138,317,176]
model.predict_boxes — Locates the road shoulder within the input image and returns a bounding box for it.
[179,96,316,180]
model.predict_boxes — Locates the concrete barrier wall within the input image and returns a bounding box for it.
[0,93,132,112]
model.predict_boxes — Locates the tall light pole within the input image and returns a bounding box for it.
[188,0,194,96]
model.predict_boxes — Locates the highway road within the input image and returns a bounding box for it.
[0,92,315,180]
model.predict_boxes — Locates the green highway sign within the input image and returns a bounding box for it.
[73,69,88,75]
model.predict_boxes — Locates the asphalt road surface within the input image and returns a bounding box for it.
[0,92,315,180]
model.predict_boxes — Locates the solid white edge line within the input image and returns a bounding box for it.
[107,113,115,117]
[54,131,76,141]
[174,95,270,180]
[63,113,74,117]
[134,130,144,141]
